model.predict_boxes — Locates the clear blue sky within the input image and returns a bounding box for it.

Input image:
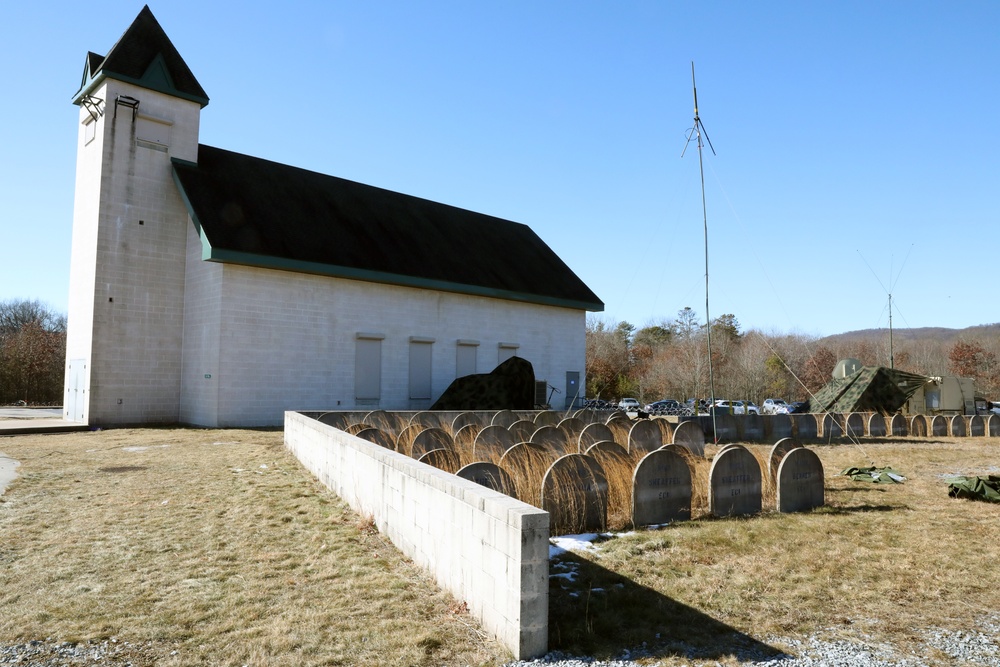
[1,1,997,338]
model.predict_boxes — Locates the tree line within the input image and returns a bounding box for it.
[586,308,1000,406]
[0,299,66,405]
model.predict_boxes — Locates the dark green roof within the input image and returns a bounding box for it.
[171,145,604,312]
[73,5,208,107]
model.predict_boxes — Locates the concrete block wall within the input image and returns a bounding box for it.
[284,411,549,660]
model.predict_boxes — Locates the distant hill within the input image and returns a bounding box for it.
[820,323,1000,347]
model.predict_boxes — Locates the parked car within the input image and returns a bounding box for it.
[788,401,808,414]
[744,401,761,416]
[618,398,641,411]
[762,398,790,415]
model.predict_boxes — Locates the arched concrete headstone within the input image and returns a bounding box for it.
[578,423,615,452]
[585,441,630,458]
[452,411,487,432]
[418,448,462,474]
[317,412,353,430]
[409,411,448,429]
[949,415,967,437]
[530,425,573,457]
[474,425,515,463]
[969,415,985,437]
[739,414,764,442]
[533,411,562,427]
[541,454,608,535]
[660,443,697,461]
[632,449,693,526]
[499,442,556,505]
[345,422,369,435]
[491,410,518,428]
[508,419,537,444]
[776,447,824,513]
[411,427,454,458]
[604,418,633,446]
[628,420,665,456]
[573,408,603,423]
[557,417,587,448]
[651,417,674,444]
[763,414,793,441]
[867,413,887,437]
[988,415,1000,437]
[355,427,396,451]
[708,445,762,518]
[910,414,928,437]
[452,423,482,452]
[821,414,843,439]
[605,410,627,422]
[845,413,865,438]
[791,414,818,441]
[890,413,908,436]
[671,420,706,458]
[363,409,389,426]
[930,415,947,437]
[457,462,517,496]
[396,423,423,454]
[768,438,803,483]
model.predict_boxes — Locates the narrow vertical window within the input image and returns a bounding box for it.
[409,337,434,400]
[355,333,384,402]
[456,339,479,378]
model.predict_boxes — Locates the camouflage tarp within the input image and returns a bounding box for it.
[840,465,907,483]
[808,366,929,414]
[947,475,1000,503]
[430,356,535,410]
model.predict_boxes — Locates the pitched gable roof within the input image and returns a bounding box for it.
[171,145,604,312]
[73,5,208,107]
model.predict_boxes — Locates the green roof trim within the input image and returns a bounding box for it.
[170,148,604,313]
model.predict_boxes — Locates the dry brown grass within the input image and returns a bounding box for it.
[0,428,508,666]
[549,436,1000,662]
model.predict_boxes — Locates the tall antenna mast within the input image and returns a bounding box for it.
[681,62,718,440]
[858,245,912,370]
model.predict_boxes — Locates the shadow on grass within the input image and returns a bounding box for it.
[548,552,783,662]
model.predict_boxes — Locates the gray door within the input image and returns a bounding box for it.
[565,371,580,410]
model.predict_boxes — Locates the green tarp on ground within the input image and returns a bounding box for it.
[840,466,907,483]
[809,366,929,414]
[947,475,1000,503]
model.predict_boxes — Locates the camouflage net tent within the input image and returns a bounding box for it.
[808,366,929,414]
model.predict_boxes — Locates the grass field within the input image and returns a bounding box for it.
[1,427,998,665]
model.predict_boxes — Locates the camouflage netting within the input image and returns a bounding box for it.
[431,356,536,411]
[808,366,929,414]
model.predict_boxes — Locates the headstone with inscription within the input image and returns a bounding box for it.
[776,447,824,513]
[930,415,948,437]
[708,445,762,517]
[541,454,608,535]
[632,449,693,526]
[949,415,967,437]
[969,415,985,437]
[910,414,928,437]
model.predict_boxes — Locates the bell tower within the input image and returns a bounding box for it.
[64,6,209,424]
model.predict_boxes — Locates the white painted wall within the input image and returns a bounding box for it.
[180,260,586,427]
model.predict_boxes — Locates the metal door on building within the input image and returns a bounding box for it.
[565,371,580,410]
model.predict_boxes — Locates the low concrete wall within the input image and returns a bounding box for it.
[284,411,549,659]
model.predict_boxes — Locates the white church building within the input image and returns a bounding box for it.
[63,6,603,427]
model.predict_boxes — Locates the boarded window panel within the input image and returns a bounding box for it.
[137,117,170,146]
[456,343,477,378]
[355,338,381,400]
[498,343,519,365]
[409,341,433,399]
